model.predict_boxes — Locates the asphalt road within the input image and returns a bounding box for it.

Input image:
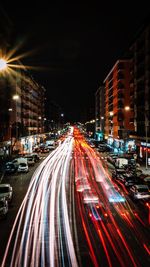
[0,153,48,265]
[0,137,150,267]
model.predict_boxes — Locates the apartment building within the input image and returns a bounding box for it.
[0,69,46,154]
[103,59,135,152]
[0,73,21,141]
[21,73,45,136]
[129,16,150,160]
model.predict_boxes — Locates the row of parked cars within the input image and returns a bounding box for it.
[5,153,40,175]
[0,142,56,219]
[111,160,150,201]
[0,183,13,219]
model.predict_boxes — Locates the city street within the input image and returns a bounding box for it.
[0,3,150,267]
[0,127,150,267]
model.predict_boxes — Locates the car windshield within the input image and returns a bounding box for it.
[19,163,26,167]
[0,187,9,193]
[137,188,149,193]
[116,169,125,173]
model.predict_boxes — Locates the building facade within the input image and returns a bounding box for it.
[0,68,46,154]
[129,17,150,162]
[103,60,135,152]
[21,73,45,136]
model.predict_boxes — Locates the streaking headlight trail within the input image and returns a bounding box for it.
[2,127,79,267]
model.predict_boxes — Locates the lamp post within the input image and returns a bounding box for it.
[8,94,20,155]
[38,116,42,134]
[60,113,64,130]
[8,108,13,156]
[109,111,113,136]
[12,94,20,143]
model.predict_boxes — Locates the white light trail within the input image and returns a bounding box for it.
[2,128,79,267]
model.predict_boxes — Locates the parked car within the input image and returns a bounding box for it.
[0,198,8,219]
[32,147,41,153]
[129,184,150,200]
[97,144,107,152]
[18,162,29,173]
[107,155,118,165]
[138,173,150,181]
[24,155,35,166]
[136,170,143,177]
[30,153,40,162]
[46,140,56,150]
[115,158,128,168]
[0,184,13,202]
[140,176,150,190]
[112,168,126,179]
[12,157,28,168]
[40,147,50,153]
[5,162,18,174]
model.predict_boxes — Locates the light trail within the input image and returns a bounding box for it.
[2,127,79,267]
[73,127,149,267]
[2,126,150,267]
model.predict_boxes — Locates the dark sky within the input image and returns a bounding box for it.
[1,2,150,122]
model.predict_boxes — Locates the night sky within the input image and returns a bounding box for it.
[1,2,150,122]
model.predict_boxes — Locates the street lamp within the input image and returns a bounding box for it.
[8,94,20,155]
[0,58,7,71]
[124,106,130,111]
[38,116,42,134]
[109,111,113,116]
[12,94,20,100]
[109,111,113,136]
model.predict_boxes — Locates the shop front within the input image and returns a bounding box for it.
[138,141,150,166]
[107,137,136,154]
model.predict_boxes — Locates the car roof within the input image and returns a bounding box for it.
[0,197,6,201]
[133,184,149,189]
[0,184,11,188]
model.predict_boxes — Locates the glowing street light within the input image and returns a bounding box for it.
[109,111,113,116]
[125,106,130,111]
[12,94,19,100]
[0,58,7,71]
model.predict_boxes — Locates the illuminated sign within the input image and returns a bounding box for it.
[141,142,150,148]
